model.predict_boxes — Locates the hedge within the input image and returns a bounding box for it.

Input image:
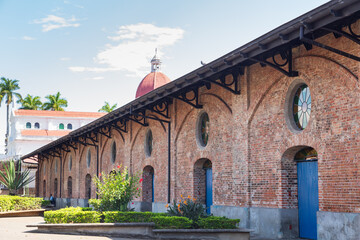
[197,216,240,229]
[103,211,167,223]
[151,216,192,229]
[44,207,101,223]
[0,195,42,212]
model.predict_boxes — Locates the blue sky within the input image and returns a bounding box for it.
[0,0,329,153]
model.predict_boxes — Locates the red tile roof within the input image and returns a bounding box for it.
[14,110,107,118]
[135,72,171,98]
[21,130,71,137]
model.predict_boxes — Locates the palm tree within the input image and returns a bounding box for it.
[17,94,43,110]
[42,92,68,111]
[0,160,35,195]
[0,78,22,152]
[98,101,117,113]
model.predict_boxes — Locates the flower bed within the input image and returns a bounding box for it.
[0,195,42,212]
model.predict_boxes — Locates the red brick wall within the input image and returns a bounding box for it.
[38,22,360,213]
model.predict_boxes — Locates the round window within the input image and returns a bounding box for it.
[145,129,153,157]
[69,155,72,171]
[111,142,116,164]
[197,112,210,147]
[87,149,91,168]
[293,84,311,130]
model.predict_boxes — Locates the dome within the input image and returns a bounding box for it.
[135,49,171,98]
[135,71,171,98]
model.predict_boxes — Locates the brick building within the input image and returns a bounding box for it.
[21,1,360,239]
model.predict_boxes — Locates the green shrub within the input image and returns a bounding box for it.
[41,200,51,207]
[151,216,192,229]
[44,207,101,223]
[167,195,207,228]
[104,211,166,223]
[81,207,93,211]
[0,195,42,212]
[197,216,239,229]
[88,199,101,211]
[93,166,142,211]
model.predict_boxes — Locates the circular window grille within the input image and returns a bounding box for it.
[69,155,72,171]
[197,112,210,147]
[293,84,311,130]
[87,149,91,168]
[145,130,153,157]
[111,142,116,164]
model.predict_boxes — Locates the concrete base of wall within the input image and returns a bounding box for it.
[317,211,360,240]
[211,205,299,239]
[54,198,88,209]
[152,202,167,213]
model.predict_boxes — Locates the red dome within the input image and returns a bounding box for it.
[135,72,171,98]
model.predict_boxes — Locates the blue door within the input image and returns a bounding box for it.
[297,161,319,240]
[205,168,213,214]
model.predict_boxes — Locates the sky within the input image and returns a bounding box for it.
[0,0,329,154]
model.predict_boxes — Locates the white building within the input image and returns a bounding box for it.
[4,109,106,195]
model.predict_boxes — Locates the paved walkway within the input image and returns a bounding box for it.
[0,216,133,240]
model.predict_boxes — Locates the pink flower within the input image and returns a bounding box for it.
[132,202,134,204]
[139,178,143,183]
[137,188,139,190]
[99,173,102,176]
[117,165,121,169]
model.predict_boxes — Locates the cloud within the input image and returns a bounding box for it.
[60,57,71,61]
[23,36,35,40]
[69,23,184,77]
[33,15,80,32]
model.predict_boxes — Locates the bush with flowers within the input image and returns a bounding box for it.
[166,195,207,228]
[91,165,142,211]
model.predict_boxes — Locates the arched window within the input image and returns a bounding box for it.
[294,147,318,161]
[68,176,72,198]
[69,155,72,171]
[194,159,212,214]
[34,122,40,129]
[197,112,210,147]
[26,122,31,129]
[145,129,153,157]
[111,142,116,164]
[142,166,155,204]
[59,123,64,130]
[43,180,46,197]
[67,123,72,130]
[85,174,91,199]
[86,149,91,168]
[293,84,311,130]
[43,163,46,175]
[54,178,58,198]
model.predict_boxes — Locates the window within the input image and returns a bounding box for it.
[294,147,318,161]
[34,122,40,129]
[67,123,72,130]
[26,122,31,129]
[145,129,153,157]
[55,159,58,173]
[68,177,72,198]
[293,84,311,130]
[59,123,64,130]
[85,174,91,199]
[86,149,91,168]
[43,163,46,175]
[111,142,116,164]
[69,155,72,171]
[197,112,210,147]
[54,178,58,197]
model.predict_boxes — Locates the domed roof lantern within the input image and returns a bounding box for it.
[151,48,161,72]
[135,49,171,98]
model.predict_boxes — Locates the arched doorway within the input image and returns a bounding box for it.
[85,174,91,199]
[54,178,58,198]
[194,159,212,214]
[295,147,319,240]
[43,180,46,197]
[142,166,154,211]
[68,176,72,198]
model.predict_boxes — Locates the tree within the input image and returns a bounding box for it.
[98,101,117,113]
[0,78,22,152]
[0,160,35,195]
[43,92,68,111]
[17,94,43,110]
